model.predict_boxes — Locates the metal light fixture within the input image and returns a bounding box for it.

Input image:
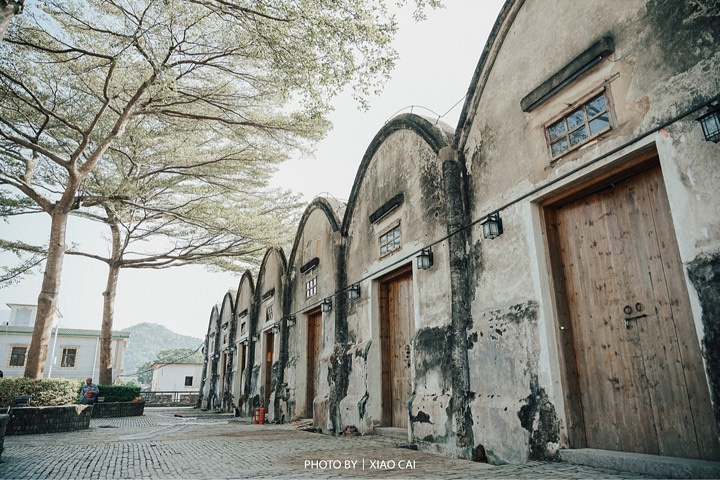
[271,323,280,334]
[416,247,433,270]
[241,338,249,346]
[250,333,259,342]
[286,315,297,327]
[481,212,504,239]
[348,284,361,300]
[698,105,720,143]
[321,297,332,313]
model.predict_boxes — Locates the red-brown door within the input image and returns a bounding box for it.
[306,310,322,418]
[379,266,414,428]
[264,332,274,408]
[548,161,719,460]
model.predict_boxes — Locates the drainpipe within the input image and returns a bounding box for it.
[92,336,100,381]
[47,321,60,378]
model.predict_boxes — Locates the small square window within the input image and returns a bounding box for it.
[266,306,273,323]
[546,90,612,159]
[379,224,401,257]
[9,346,27,367]
[306,277,317,299]
[240,322,246,335]
[61,348,77,368]
[184,376,193,386]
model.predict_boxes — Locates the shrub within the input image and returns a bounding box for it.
[0,378,83,407]
[97,385,141,403]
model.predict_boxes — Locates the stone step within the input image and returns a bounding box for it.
[559,448,720,479]
[373,426,408,439]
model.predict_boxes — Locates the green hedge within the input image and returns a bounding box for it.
[0,379,142,406]
[97,385,141,403]
[0,378,83,407]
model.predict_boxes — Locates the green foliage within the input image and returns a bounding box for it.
[96,385,141,403]
[0,238,46,288]
[0,378,83,407]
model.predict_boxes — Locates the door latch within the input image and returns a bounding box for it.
[623,303,647,329]
[405,344,411,368]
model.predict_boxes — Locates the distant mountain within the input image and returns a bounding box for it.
[121,322,203,379]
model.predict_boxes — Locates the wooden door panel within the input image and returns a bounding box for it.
[390,276,413,428]
[554,163,719,460]
[557,188,656,453]
[306,311,322,418]
[640,169,720,459]
[380,268,414,429]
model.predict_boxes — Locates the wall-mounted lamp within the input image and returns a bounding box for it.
[321,297,332,313]
[481,212,504,239]
[241,338,249,346]
[271,323,280,334]
[698,105,720,143]
[224,345,236,354]
[286,315,297,327]
[416,247,434,270]
[250,333,259,342]
[348,284,361,300]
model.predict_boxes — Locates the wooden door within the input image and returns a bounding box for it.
[548,162,719,460]
[240,344,247,395]
[306,310,322,418]
[379,266,414,428]
[264,332,274,408]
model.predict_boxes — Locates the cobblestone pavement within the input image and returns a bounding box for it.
[0,408,648,479]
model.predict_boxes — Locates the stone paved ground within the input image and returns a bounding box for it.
[0,408,648,479]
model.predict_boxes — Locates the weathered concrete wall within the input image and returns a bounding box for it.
[285,199,343,428]
[341,116,453,436]
[249,248,287,422]
[217,292,235,411]
[459,0,720,463]
[199,0,719,462]
[233,272,255,415]
[200,306,221,410]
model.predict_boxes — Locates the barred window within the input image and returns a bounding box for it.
[61,348,77,368]
[9,346,27,367]
[546,90,611,159]
[266,305,273,323]
[306,277,317,299]
[379,224,401,257]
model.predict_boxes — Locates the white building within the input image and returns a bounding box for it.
[0,303,130,382]
[151,362,203,392]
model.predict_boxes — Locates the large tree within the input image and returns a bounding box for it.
[0,0,433,378]
[68,123,302,384]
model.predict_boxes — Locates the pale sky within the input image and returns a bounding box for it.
[0,1,505,339]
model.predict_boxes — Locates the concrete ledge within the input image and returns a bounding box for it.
[6,405,92,435]
[373,427,408,439]
[0,413,9,460]
[559,448,720,479]
[91,401,145,418]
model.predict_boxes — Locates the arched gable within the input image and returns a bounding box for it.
[206,304,220,336]
[287,196,343,270]
[219,291,235,325]
[341,113,453,236]
[455,0,522,151]
[256,246,288,290]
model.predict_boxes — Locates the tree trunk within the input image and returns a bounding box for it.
[99,219,122,385]
[24,207,69,378]
[0,2,22,41]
